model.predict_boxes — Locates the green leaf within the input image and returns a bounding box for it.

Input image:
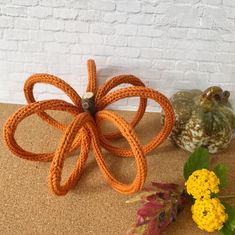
[222,202,235,231]
[220,224,233,235]
[183,147,209,180]
[213,164,227,189]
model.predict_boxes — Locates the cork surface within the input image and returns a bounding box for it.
[0,103,234,235]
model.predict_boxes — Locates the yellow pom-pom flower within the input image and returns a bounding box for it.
[192,198,228,232]
[185,169,220,199]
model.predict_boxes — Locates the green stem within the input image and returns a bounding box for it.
[219,195,235,199]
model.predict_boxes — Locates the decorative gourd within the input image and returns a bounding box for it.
[165,86,235,153]
[3,59,175,196]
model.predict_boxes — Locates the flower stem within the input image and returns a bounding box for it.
[219,195,235,199]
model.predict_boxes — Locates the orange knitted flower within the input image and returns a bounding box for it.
[3,59,174,196]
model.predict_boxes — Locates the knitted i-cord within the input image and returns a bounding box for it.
[3,59,175,196]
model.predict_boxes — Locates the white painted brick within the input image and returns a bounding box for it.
[221,65,235,73]
[53,8,78,20]
[128,14,154,25]
[216,42,233,53]
[202,7,227,30]
[0,40,17,51]
[48,64,70,74]
[167,28,188,39]
[223,0,235,6]
[8,72,31,82]
[15,18,39,30]
[12,0,38,6]
[65,0,88,9]
[155,3,171,13]
[24,63,47,73]
[65,21,89,33]
[107,56,151,68]
[155,15,177,27]
[192,41,218,52]
[19,42,42,52]
[72,45,113,56]
[58,54,82,64]
[89,0,116,11]
[170,6,201,28]
[216,53,235,63]
[30,30,54,42]
[199,63,220,73]
[10,91,26,104]
[71,44,91,54]
[173,80,201,91]
[153,60,175,70]
[40,0,65,7]
[2,6,27,17]
[187,29,219,41]
[201,11,233,31]
[78,10,101,22]
[55,32,78,43]
[105,35,127,46]
[115,47,140,58]
[152,38,189,49]
[92,46,114,56]
[209,73,233,83]
[91,23,115,35]
[162,49,186,60]
[187,52,215,62]
[29,53,58,64]
[162,71,184,80]
[202,0,222,5]
[0,50,5,59]
[0,90,10,100]
[40,19,64,31]
[226,8,235,19]
[115,24,137,36]
[0,1,235,109]
[6,51,31,62]
[222,33,235,42]
[4,29,29,40]
[176,61,198,71]
[44,42,69,53]
[0,17,14,28]
[142,3,157,13]
[137,26,163,37]
[116,1,141,13]
[103,12,127,23]
[28,7,52,18]
[6,62,23,72]
[141,48,162,59]
[128,36,151,47]
[69,65,87,77]
[177,15,201,28]
[185,71,209,81]
[31,83,47,93]
[79,34,104,44]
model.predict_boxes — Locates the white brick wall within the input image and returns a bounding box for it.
[0,0,235,111]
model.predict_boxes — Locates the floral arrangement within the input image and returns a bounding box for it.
[126,147,235,235]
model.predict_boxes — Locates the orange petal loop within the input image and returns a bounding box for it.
[3,59,174,196]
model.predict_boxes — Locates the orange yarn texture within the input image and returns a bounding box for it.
[3,59,174,196]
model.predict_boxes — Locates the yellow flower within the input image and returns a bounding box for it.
[192,198,228,232]
[185,169,220,199]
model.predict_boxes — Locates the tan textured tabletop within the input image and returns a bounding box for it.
[0,103,234,235]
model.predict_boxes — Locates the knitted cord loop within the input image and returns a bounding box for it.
[3,59,175,196]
